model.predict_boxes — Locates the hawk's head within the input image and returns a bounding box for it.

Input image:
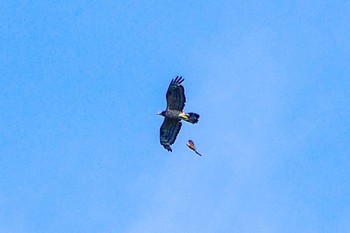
[157,111,166,117]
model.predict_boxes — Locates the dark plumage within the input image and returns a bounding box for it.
[157,76,200,152]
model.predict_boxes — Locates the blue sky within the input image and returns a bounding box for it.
[1,1,350,232]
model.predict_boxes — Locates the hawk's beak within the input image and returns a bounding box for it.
[157,112,161,115]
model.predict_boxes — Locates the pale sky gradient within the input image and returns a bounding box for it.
[1,1,350,233]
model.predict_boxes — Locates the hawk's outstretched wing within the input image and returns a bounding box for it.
[160,118,182,152]
[166,76,186,111]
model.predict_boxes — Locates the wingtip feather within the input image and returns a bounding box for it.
[172,76,184,85]
[165,146,172,152]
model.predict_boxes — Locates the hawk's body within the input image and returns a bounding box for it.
[158,76,200,152]
[163,109,182,119]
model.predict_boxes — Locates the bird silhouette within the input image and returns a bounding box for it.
[186,140,202,156]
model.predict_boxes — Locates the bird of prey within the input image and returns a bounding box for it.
[186,140,202,156]
[157,76,200,152]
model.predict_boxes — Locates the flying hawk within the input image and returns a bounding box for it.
[157,76,200,152]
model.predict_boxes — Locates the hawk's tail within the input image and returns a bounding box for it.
[184,112,200,124]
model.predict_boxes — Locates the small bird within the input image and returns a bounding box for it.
[186,140,202,156]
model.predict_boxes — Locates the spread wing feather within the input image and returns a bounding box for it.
[160,119,182,152]
[166,76,186,111]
